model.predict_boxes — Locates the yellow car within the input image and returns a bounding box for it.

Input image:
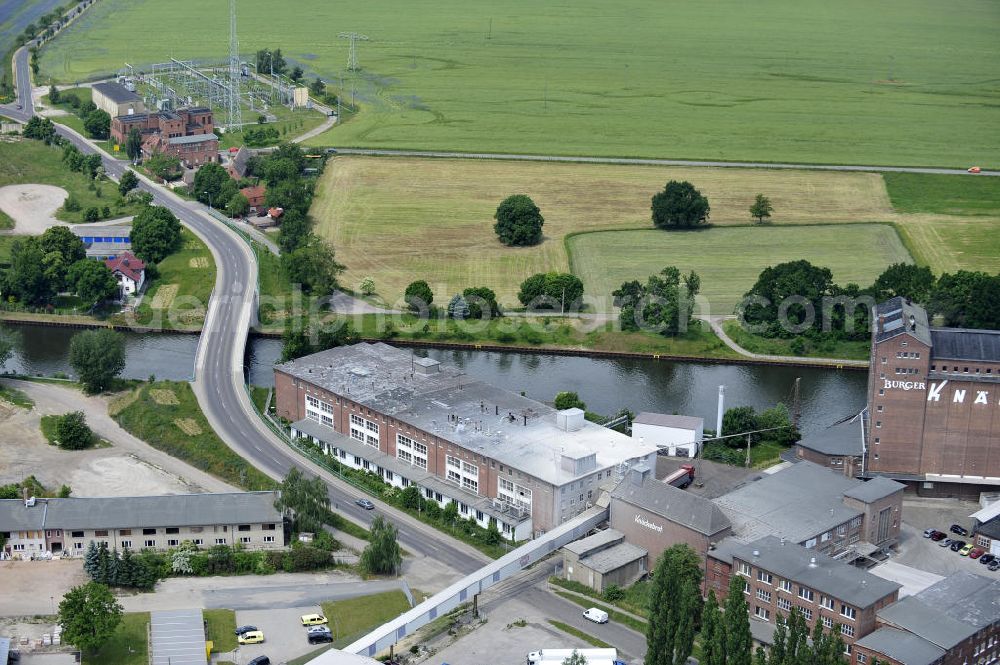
[959,543,974,556]
[300,613,328,626]
[237,630,265,645]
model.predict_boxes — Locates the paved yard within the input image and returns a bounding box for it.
[869,560,943,597]
[892,497,997,579]
[0,560,87,617]
[230,606,322,664]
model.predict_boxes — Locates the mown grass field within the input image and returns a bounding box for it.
[884,173,1000,216]
[129,228,216,330]
[37,0,999,167]
[312,156,894,306]
[569,224,913,313]
[81,611,149,665]
[320,590,411,647]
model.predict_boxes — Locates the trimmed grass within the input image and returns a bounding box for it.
[39,0,999,167]
[884,173,1000,216]
[313,156,894,306]
[221,105,329,149]
[204,608,237,653]
[113,380,277,491]
[722,321,871,361]
[570,225,913,314]
[127,228,216,329]
[549,577,649,619]
[0,382,34,409]
[0,138,143,224]
[320,589,412,647]
[42,86,121,155]
[81,611,149,665]
[547,620,613,649]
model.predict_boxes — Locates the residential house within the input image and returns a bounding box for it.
[105,251,145,298]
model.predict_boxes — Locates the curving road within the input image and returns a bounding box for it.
[1,45,488,576]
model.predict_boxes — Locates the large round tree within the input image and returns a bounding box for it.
[493,194,544,246]
[131,205,182,263]
[651,180,710,229]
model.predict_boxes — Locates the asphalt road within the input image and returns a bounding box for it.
[0,46,487,577]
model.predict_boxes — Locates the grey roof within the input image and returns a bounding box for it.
[150,609,207,665]
[279,343,658,487]
[612,475,731,536]
[930,327,1000,362]
[843,476,905,503]
[795,414,864,457]
[633,412,704,430]
[976,515,1000,541]
[706,536,744,565]
[229,145,251,176]
[563,528,624,556]
[713,461,862,544]
[877,571,1000,649]
[0,492,280,531]
[71,224,131,237]
[92,81,142,104]
[168,133,219,145]
[874,297,932,347]
[854,627,944,665]
[578,541,647,574]
[733,536,901,608]
[0,500,46,531]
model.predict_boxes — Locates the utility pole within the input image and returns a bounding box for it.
[226,0,243,130]
[792,377,801,428]
[486,17,492,40]
[338,32,369,72]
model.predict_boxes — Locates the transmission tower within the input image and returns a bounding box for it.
[227,0,243,130]
[338,32,369,71]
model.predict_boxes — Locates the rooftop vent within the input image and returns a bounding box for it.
[808,557,817,568]
[413,357,440,375]
[556,408,585,432]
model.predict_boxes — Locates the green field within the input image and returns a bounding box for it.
[884,173,1000,216]
[128,228,216,329]
[81,612,149,665]
[569,224,913,313]
[37,0,999,167]
[320,590,411,647]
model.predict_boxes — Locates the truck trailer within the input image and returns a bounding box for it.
[662,464,695,489]
[526,648,624,665]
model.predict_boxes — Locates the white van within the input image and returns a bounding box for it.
[582,607,609,624]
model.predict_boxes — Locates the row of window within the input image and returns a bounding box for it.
[753,604,855,636]
[742,567,856,620]
[68,535,278,550]
[933,364,995,375]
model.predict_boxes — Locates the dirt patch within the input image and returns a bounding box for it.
[0,560,88,617]
[149,284,179,309]
[173,418,202,436]
[188,256,209,268]
[107,389,140,417]
[150,388,179,405]
[0,184,68,235]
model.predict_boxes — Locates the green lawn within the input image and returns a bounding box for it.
[204,609,237,653]
[221,105,329,149]
[0,138,142,224]
[722,320,871,361]
[0,382,34,409]
[42,87,122,155]
[127,228,216,330]
[81,612,149,665]
[112,380,276,491]
[38,0,1000,167]
[569,224,913,314]
[320,589,412,647]
[883,173,1000,216]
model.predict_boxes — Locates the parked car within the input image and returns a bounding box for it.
[931,531,948,541]
[238,630,265,645]
[355,498,375,510]
[950,524,969,536]
[308,630,334,644]
[247,657,271,665]
[582,607,609,624]
[959,543,974,556]
[950,540,966,552]
[989,560,1000,572]
[939,538,954,547]
[968,166,982,174]
[979,554,996,565]
[970,547,985,559]
[301,613,328,626]
[307,626,331,634]
[923,528,936,538]
[234,625,258,635]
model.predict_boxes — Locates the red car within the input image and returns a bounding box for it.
[969,547,985,559]
[930,531,947,541]
[968,166,982,174]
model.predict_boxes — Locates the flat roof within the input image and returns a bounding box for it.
[930,327,1000,362]
[278,343,658,487]
[579,541,647,574]
[633,412,704,430]
[795,414,864,457]
[733,536,900,608]
[168,133,219,145]
[712,461,863,544]
[70,224,131,236]
[150,609,207,665]
[854,627,944,665]
[563,528,623,555]
[0,492,280,531]
[93,81,142,104]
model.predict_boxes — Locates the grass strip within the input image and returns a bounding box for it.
[548,577,649,619]
[553,591,648,634]
[547,619,612,649]
[0,382,33,408]
[320,589,412,648]
[81,611,149,665]
[204,608,237,653]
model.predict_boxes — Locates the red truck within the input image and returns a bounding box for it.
[662,464,695,489]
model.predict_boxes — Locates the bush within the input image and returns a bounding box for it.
[54,411,93,449]
[84,206,100,222]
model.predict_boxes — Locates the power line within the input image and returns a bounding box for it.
[227,0,243,130]
[338,32,369,72]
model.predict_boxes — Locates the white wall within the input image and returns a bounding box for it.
[632,423,703,456]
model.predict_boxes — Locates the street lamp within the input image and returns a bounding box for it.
[203,190,213,210]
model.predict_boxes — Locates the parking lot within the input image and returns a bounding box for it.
[893,497,998,578]
[226,606,327,664]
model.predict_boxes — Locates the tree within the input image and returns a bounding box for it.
[275,468,330,534]
[125,127,143,162]
[118,170,139,197]
[144,153,182,181]
[69,328,126,393]
[5,238,55,304]
[554,391,586,411]
[83,154,103,179]
[23,116,56,142]
[740,260,834,338]
[226,192,250,218]
[645,544,702,665]
[463,286,500,319]
[359,276,376,296]
[310,77,326,96]
[360,515,401,576]
[83,541,100,579]
[281,239,345,294]
[67,259,117,305]
[929,270,1000,330]
[757,403,799,447]
[723,573,752,665]
[447,294,470,320]
[131,205,181,263]
[722,406,759,447]
[518,272,584,311]
[83,109,111,139]
[750,193,773,224]
[494,194,544,246]
[562,651,588,665]
[193,162,230,208]
[58,582,123,653]
[49,84,60,103]
[290,66,304,81]
[84,206,100,222]
[651,180,710,229]
[404,280,434,312]
[616,267,700,336]
[872,262,935,303]
[53,411,93,449]
[701,590,726,665]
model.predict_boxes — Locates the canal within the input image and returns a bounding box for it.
[4,323,868,435]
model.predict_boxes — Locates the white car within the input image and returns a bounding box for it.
[582,607,609,624]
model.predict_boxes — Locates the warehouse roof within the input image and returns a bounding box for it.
[732,536,900,608]
[633,413,704,430]
[874,297,931,347]
[168,133,219,145]
[854,627,944,665]
[0,492,280,531]
[877,571,1000,649]
[92,81,141,104]
[612,472,731,537]
[579,541,647,574]
[563,528,624,556]
[930,328,1000,362]
[842,476,905,503]
[795,414,864,457]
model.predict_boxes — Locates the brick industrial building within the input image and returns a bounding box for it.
[275,343,659,538]
[865,297,1000,495]
[110,106,218,168]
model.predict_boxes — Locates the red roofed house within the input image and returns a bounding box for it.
[104,251,146,299]
[240,185,266,215]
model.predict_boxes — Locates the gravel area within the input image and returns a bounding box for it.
[0,184,67,235]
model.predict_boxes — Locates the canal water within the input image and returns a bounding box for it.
[4,323,868,436]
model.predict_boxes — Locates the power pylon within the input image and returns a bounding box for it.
[338,32,369,71]
[227,0,243,130]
